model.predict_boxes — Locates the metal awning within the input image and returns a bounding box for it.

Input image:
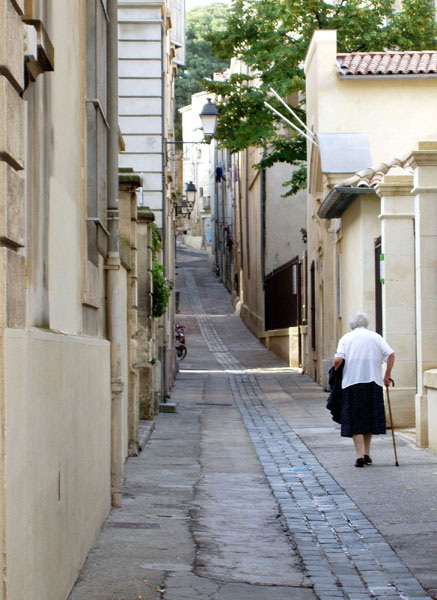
[318,186,377,219]
[318,133,371,174]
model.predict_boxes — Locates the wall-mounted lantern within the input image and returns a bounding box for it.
[199,98,219,140]
[185,181,197,204]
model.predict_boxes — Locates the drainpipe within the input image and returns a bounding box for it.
[213,140,219,274]
[161,22,167,403]
[260,167,266,287]
[245,149,250,279]
[106,0,123,509]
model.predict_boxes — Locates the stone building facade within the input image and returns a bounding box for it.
[0,1,174,598]
[118,0,185,399]
[0,2,113,599]
[304,30,437,449]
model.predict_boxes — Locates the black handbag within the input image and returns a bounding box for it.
[326,363,344,424]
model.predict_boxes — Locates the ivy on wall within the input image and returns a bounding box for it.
[151,225,171,318]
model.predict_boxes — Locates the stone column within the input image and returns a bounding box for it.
[376,174,415,428]
[406,142,437,447]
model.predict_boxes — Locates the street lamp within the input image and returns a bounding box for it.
[185,181,197,204]
[199,98,219,140]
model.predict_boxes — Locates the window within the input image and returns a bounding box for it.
[86,0,109,265]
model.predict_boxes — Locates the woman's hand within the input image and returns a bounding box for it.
[383,374,392,387]
[384,353,395,387]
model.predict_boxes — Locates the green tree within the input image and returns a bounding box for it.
[205,0,437,191]
[175,3,230,138]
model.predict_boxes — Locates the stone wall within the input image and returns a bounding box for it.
[0,3,114,598]
[4,329,111,600]
[0,0,26,330]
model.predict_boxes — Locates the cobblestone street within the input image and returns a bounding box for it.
[70,246,437,600]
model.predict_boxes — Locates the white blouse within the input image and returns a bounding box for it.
[335,327,394,389]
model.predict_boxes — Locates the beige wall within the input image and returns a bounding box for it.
[4,329,111,600]
[260,327,300,368]
[25,1,85,334]
[239,148,264,336]
[47,1,83,333]
[424,370,437,451]
[265,163,306,275]
[0,1,118,597]
[377,177,416,428]
[237,154,307,343]
[340,196,381,335]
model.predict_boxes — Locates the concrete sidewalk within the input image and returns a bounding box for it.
[69,247,437,600]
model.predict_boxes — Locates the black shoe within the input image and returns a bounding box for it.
[355,458,364,468]
[364,455,372,465]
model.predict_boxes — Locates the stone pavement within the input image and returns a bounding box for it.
[69,246,437,600]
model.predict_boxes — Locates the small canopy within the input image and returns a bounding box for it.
[318,186,377,219]
[318,133,371,174]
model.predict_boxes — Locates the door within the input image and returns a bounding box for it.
[374,237,383,335]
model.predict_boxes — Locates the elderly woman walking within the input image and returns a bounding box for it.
[334,312,395,468]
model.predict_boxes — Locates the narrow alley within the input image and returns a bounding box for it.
[69,247,437,600]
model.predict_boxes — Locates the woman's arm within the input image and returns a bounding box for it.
[383,353,395,387]
[334,357,344,371]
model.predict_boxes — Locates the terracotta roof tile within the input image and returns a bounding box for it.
[339,156,412,188]
[428,53,437,72]
[337,51,437,77]
[367,54,381,74]
[387,53,402,74]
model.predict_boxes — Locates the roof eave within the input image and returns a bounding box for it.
[339,73,437,80]
[318,186,377,219]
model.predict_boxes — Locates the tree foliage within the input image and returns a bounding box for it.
[175,2,230,134]
[205,0,437,182]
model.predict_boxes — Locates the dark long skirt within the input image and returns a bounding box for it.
[341,382,386,438]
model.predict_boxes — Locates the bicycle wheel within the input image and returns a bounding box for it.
[176,344,187,360]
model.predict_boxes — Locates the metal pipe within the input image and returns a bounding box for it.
[268,87,315,138]
[264,101,319,146]
[106,0,123,509]
[213,141,219,274]
[160,25,167,403]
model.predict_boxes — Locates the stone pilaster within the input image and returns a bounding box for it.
[119,173,142,455]
[0,1,26,329]
[137,206,156,419]
[406,142,437,447]
[376,174,415,428]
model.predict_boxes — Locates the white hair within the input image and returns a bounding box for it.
[349,312,369,330]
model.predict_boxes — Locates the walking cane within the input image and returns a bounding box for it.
[386,378,399,467]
